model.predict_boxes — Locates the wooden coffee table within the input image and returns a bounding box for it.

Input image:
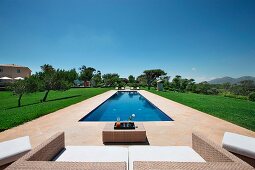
[102,123,147,143]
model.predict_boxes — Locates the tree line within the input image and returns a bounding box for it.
[147,75,255,102]
[10,64,78,107]
[9,66,168,107]
[9,65,255,107]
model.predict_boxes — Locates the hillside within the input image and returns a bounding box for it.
[208,76,255,84]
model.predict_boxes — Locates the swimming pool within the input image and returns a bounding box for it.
[80,91,173,121]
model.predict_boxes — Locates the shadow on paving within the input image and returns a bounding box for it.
[103,137,150,145]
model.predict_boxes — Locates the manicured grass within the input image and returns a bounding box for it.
[147,89,255,131]
[0,88,111,131]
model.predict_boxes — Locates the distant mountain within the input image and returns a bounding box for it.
[208,76,255,84]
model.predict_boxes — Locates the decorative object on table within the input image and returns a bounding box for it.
[128,114,136,122]
[114,114,136,129]
[116,117,121,128]
[114,122,135,129]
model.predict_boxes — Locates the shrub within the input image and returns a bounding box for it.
[207,88,219,95]
[248,92,255,102]
[164,86,170,91]
[222,92,248,100]
[235,95,248,100]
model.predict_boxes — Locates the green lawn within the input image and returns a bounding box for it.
[0,88,111,131]
[147,89,255,131]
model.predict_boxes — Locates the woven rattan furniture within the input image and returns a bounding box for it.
[6,132,126,170]
[102,123,146,143]
[6,131,253,170]
[132,132,253,170]
[0,136,31,169]
[222,132,255,168]
[129,146,206,170]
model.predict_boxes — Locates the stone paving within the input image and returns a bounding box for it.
[0,90,254,148]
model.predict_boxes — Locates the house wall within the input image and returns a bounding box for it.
[0,66,31,79]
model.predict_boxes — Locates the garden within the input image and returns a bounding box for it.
[1,65,254,131]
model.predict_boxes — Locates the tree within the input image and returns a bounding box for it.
[143,69,166,90]
[229,80,255,96]
[102,73,120,86]
[239,80,255,95]
[229,84,244,96]
[193,81,218,95]
[248,92,255,102]
[128,75,135,84]
[11,80,26,107]
[163,80,170,90]
[91,70,102,87]
[39,65,72,102]
[118,81,126,88]
[180,78,189,92]
[25,75,40,93]
[186,79,195,92]
[136,74,147,87]
[222,82,231,91]
[120,78,128,85]
[64,68,78,84]
[79,66,96,82]
[40,64,55,73]
[10,76,38,107]
[171,75,182,91]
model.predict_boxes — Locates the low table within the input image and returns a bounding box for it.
[102,123,147,143]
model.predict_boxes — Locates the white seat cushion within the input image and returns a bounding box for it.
[0,136,31,166]
[53,146,128,163]
[222,132,255,159]
[129,146,206,170]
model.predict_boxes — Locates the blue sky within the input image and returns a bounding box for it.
[0,0,255,82]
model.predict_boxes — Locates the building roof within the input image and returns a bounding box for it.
[0,64,25,67]
[0,64,31,71]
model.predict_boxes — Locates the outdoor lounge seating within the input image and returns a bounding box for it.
[6,132,253,170]
[6,132,127,170]
[222,132,255,168]
[129,146,205,170]
[0,136,31,169]
[131,132,253,170]
[53,146,128,163]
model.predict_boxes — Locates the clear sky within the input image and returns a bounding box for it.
[0,0,255,82]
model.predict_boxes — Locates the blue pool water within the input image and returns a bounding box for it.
[80,91,173,121]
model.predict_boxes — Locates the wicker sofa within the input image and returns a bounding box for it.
[222,132,255,168]
[133,132,253,170]
[6,132,253,170]
[0,136,31,169]
[6,132,126,170]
